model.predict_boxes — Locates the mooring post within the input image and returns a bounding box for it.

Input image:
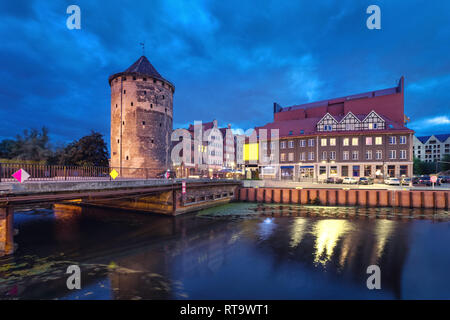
[0,206,14,256]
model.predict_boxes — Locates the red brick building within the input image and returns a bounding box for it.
[248,77,414,181]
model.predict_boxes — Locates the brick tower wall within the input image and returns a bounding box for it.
[110,75,174,178]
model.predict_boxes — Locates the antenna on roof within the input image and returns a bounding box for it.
[139,41,145,56]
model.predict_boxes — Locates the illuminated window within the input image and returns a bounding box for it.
[352,137,359,146]
[375,137,382,145]
[288,153,294,161]
[321,138,327,146]
[343,138,349,146]
[330,138,336,146]
[366,137,372,145]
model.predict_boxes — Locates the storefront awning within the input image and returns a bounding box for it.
[281,166,294,169]
[300,165,314,168]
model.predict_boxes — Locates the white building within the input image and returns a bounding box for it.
[413,134,450,162]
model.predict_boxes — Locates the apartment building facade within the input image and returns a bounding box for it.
[246,77,414,181]
[413,134,450,163]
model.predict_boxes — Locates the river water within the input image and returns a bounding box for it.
[0,203,449,300]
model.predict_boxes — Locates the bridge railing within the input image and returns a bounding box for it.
[0,163,154,182]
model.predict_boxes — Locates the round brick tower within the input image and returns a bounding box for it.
[109,56,174,178]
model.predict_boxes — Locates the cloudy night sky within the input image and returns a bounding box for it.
[1,0,449,149]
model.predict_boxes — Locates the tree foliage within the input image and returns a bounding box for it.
[56,131,109,167]
[0,128,109,167]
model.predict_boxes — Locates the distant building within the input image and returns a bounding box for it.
[109,56,174,177]
[245,77,414,181]
[172,120,242,178]
[413,134,450,163]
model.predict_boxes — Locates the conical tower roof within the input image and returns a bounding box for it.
[124,56,162,78]
[108,55,174,91]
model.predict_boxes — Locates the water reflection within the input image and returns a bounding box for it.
[0,202,449,299]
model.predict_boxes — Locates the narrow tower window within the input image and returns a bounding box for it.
[123,90,126,94]
[131,102,133,106]
[150,104,153,108]
[126,156,129,160]
[142,121,146,125]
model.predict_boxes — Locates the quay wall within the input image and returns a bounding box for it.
[236,187,450,210]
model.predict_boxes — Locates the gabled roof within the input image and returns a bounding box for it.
[416,134,450,144]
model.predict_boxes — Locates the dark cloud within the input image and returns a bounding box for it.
[0,0,449,148]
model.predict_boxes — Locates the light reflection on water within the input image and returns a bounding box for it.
[0,202,449,300]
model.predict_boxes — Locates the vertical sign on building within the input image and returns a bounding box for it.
[182,181,186,194]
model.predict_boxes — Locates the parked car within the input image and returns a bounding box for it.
[358,177,374,185]
[384,177,400,185]
[401,177,411,185]
[325,177,343,184]
[440,176,450,183]
[342,177,358,184]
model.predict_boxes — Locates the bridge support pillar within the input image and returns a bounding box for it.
[0,206,14,257]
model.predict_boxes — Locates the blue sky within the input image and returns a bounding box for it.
[1,0,449,149]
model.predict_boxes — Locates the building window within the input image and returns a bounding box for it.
[324,125,332,131]
[117,139,120,144]
[352,137,359,146]
[400,150,407,159]
[400,136,407,144]
[400,165,408,176]
[330,138,336,146]
[126,156,129,160]
[122,77,126,81]
[280,141,286,149]
[321,151,327,160]
[300,152,306,161]
[123,90,126,94]
[330,151,336,160]
[352,150,359,160]
[365,150,372,160]
[352,165,360,177]
[281,153,286,161]
[300,140,306,147]
[133,76,136,80]
[343,151,349,160]
[131,102,133,106]
[342,166,349,177]
[142,121,146,125]
[319,166,326,175]
[308,139,315,147]
[375,137,382,145]
[389,136,396,144]
[288,153,294,161]
[343,138,349,146]
[321,138,327,146]
[366,137,372,145]
[364,165,372,177]
[389,150,396,159]
[288,140,294,148]
[376,150,382,160]
[330,166,338,175]
[143,77,147,81]
[308,152,314,160]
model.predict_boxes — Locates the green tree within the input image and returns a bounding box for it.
[441,154,450,172]
[0,139,16,159]
[57,131,109,167]
[11,127,51,162]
